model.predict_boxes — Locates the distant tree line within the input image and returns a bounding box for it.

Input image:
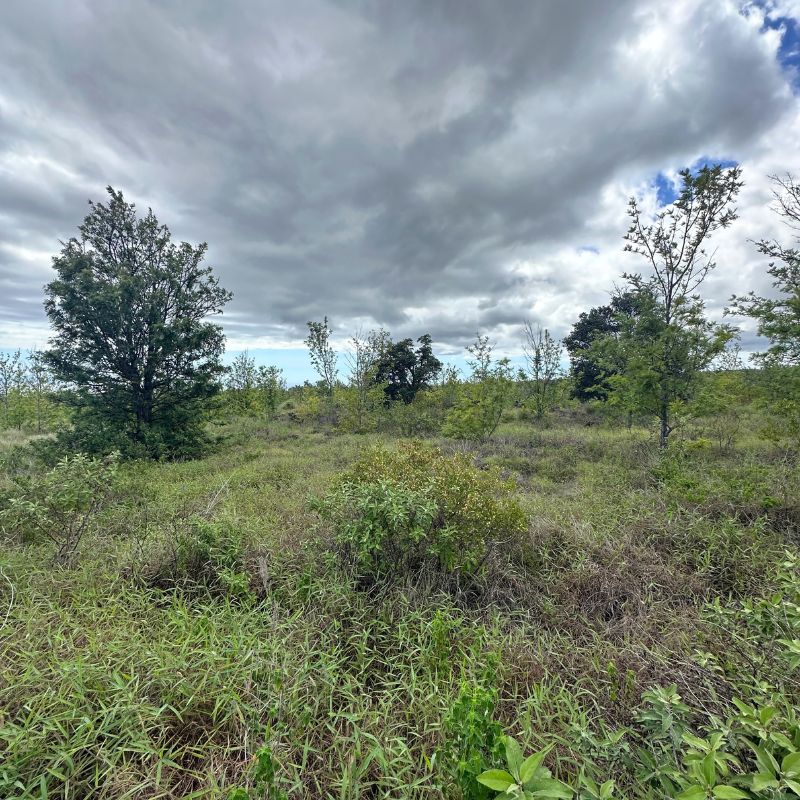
[11,164,797,458]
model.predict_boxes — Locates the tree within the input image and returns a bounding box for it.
[344,327,389,431]
[28,350,59,434]
[44,187,232,459]
[257,365,286,419]
[729,174,800,367]
[374,334,442,404]
[729,173,800,448]
[443,333,514,440]
[226,351,259,415]
[522,323,561,419]
[0,350,24,429]
[622,164,742,446]
[564,292,646,401]
[305,317,338,400]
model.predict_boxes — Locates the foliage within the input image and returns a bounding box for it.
[444,334,514,440]
[313,442,526,581]
[622,163,742,446]
[374,334,442,404]
[564,292,649,401]
[0,452,118,563]
[305,317,338,399]
[477,737,573,799]
[729,174,800,369]
[43,187,232,459]
[522,323,562,419]
[440,682,506,799]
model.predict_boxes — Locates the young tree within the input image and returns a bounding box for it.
[305,317,338,400]
[729,173,800,448]
[622,164,742,446]
[522,323,561,419]
[0,350,24,430]
[44,187,232,458]
[27,350,59,433]
[374,334,442,404]
[729,173,800,367]
[257,365,286,419]
[444,333,513,440]
[226,350,258,415]
[344,327,389,431]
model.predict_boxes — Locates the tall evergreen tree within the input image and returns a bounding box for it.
[44,187,232,459]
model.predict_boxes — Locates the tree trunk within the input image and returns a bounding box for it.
[659,399,669,449]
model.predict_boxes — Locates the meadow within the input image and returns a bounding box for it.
[1,392,799,799]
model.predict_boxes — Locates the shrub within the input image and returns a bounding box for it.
[313,442,527,582]
[0,452,118,563]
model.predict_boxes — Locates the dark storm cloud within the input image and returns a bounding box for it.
[0,0,798,352]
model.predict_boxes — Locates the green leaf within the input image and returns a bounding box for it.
[477,769,516,792]
[751,772,779,792]
[528,777,573,799]
[676,786,707,800]
[599,779,615,799]
[783,751,800,778]
[520,748,551,785]
[752,744,778,777]
[784,778,800,797]
[506,736,525,777]
[712,786,750,799]
[703,752,717,786]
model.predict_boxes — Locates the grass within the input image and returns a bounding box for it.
[1,411,798,798]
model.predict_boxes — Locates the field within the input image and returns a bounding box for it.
[1,405,799,799]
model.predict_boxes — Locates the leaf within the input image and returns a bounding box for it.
[712,786,750,799]
[599,779,615,799]
[520,747,551,785]
[506,736,525,777]
[751,744,778,777]
[750,772,779,792]
[784,778,800,797]
[676,786,707,800]
[703,752,717,786]
[783,751,800,778]
[477,769,516,792]
[528,777,573,799]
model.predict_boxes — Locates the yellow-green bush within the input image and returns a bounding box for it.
[314,441,527,580]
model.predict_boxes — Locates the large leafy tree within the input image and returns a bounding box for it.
[44,187,232,459]
[622,164,742,446]
[374,334,442,404]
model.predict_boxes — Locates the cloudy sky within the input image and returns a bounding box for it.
[1,0,799,382]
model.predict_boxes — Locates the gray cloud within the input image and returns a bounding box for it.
[0,0,798,358]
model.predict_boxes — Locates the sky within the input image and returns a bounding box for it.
[1,0,800,385]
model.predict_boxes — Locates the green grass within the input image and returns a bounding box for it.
[1,413,798,798]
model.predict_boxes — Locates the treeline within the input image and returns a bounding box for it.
[0,350,65,433]
[2,165,798,458]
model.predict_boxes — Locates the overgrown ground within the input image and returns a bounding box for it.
[1,410,799,798]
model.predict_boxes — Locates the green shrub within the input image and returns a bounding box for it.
[0,452,118,563]
[313,442,527,581]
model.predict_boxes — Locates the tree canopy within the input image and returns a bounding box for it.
[44,187,232,459]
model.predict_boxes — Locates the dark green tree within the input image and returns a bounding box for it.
[374,334,442,404]
[564,292,648,401]
[44,187,232,459]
